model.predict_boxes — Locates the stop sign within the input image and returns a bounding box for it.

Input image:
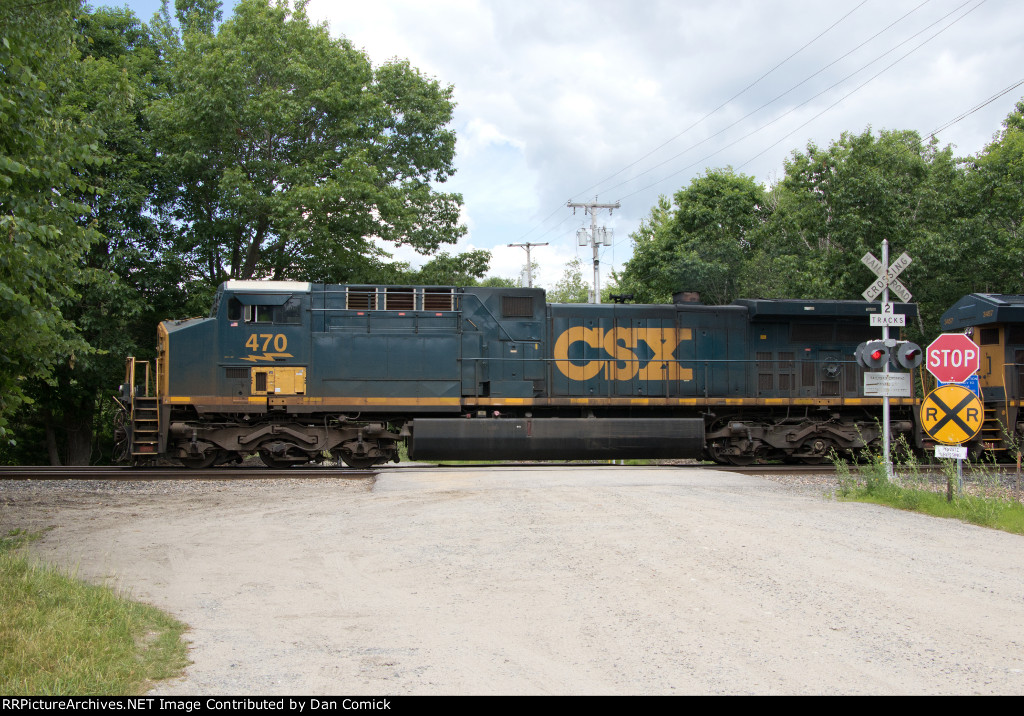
[926,334,979,383]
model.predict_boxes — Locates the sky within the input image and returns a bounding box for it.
[116,0,1024,291]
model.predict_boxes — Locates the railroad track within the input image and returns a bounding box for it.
[0,465,376,480]
[7,461,1020,481]
[0,462,834,480]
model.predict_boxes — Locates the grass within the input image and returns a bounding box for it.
[831,439,1024,535]
[0,528,189,695]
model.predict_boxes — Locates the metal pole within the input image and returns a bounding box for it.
[882,239,893,481]
[507,242,548,288]
[591,209,601,303]
[567,200,620,304]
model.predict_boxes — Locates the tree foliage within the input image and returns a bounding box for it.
[620,120,1024,343]
[0,0,105,444]
[619,169,767,305]
[149,0,465,287]
[547,258,591,303]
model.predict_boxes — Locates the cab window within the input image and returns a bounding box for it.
[277,297,301,324]
[246,305,275,323]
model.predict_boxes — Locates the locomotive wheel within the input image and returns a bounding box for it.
[113,409,131,464]
[707,444,755,466]
[180,452,218,469]
[259,451,303,469]
[705,444,729,465]
[339,454,380,469]
[799,439,834,465]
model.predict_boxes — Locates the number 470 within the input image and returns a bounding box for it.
[246,333,287,352]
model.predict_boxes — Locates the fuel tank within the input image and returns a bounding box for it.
[408,418,704,461]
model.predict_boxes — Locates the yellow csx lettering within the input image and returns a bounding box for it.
[553,327,693,381]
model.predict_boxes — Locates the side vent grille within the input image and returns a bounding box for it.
[502,295,533,317]
[423,287,455,311]
[346,287,377,310]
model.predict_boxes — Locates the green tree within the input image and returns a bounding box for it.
[955,99,1024,296]
[757,128,968,336]
[174,0,222,35]
[410,250,492,286]
[479,276,520,288]
[619,169,768,305]
[149,0,464,288]
[547,258,591,303]
[1,4,191,464]
[0,0,105,446]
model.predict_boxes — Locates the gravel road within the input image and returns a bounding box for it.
[3,464,1024,695]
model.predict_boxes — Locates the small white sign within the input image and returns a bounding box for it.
[863,372,911,397]
[870,313,906,327]
[934,444,968,460]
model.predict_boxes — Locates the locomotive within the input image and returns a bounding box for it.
[115,280,929,468]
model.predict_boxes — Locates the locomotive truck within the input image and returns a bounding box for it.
[115,280,924,468]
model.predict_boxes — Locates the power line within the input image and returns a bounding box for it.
[508,3,872,246]
[597,0,933,199]
[927,77,1024,138]
[616,0,983,201]
[736,0,986,171]
[574,1,871,200]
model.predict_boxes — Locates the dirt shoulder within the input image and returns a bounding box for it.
[3,466,1023,695]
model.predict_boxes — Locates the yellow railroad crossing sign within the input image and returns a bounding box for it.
[920,384,983,445]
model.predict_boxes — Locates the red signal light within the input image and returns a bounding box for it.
[871,350,884,361]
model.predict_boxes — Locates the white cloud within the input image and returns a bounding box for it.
[307,0,1024,282]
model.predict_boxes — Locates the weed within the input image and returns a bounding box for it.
[830,439,1024,536]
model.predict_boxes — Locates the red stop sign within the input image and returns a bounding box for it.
[926,334,979,383]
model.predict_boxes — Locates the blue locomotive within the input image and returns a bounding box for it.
[116,280,921,467]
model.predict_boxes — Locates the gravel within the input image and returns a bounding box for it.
[3,465,1024,695]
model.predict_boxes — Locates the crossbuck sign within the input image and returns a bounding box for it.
[862,251,912,303]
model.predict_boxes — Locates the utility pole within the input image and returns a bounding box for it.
[567,199,620,303]
[507,242,547,288]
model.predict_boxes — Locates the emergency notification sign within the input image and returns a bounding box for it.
[926,334,979,383]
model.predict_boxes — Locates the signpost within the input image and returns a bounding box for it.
[923,335,982,490]
[860,240,913,479]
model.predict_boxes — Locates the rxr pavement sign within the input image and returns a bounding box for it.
[920,384,983,445]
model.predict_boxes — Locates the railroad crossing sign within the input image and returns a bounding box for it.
[926,333,979,383]
[920,384,983,445]
[862,251,912,302]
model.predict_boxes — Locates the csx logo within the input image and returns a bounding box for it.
[553,327,693,381]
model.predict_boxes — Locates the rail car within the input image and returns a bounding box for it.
[114,280,924,468]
